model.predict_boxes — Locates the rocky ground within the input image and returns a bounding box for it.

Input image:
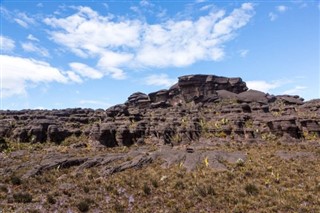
[0,74,319,212]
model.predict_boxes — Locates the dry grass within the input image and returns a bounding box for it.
[0,140,320,212]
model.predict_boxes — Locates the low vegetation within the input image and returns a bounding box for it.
[0,138,319,212]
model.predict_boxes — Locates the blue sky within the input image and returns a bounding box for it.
[0,0,319,110]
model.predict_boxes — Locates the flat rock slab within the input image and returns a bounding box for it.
[276,151,316,160]
[1,145,247,179]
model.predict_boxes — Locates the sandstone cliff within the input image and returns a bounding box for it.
[0,74,319,147]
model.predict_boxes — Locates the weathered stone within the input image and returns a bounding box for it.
[238,90,269,104]
[0,73,319,148]
[106,104,129,117]
[47,125,69,144]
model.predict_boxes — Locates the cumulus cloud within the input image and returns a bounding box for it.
[66,71,83,83]
[195,0,207,3]
[239,49,249,57]
[283,86,307,95]
[276,5,288,12]
[200,4,215,11]
[14,12,35,28]
[79,100,112,108]
[269,12,278,21]
[269,5,288,21]
[69,62,103,79]
[27,34,39,42]
[1,6,36,28]
[44,3,255,77]
[21,42,50,57]
[246,80,282,93]
[144,74,176,87]
[0,35,15,52]
[0,55,68,97]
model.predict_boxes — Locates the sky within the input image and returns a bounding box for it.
[0,0,319,110]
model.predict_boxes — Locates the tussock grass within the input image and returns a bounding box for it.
[1,140,319,212]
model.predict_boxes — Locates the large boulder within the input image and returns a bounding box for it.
[238,90,269,104]
[47,125,70,144]
[178,75,247,103]
[106,104,129,117]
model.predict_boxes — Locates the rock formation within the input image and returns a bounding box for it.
[0,74,319,147]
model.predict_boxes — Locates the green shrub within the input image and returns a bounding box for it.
[10,176,22,185]
[151,179,159,188]
[244,183,259,195]
[143,183,151,195]
[47,194,56,204]
[114,201,125,213]
[13,192,32,203]
[0,138,8,151]
[83,186,90,193]
[195,184,216,197]
[174,180,185,190]
[77,200,90,212]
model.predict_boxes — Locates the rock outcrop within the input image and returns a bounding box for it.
[0,74,319,147]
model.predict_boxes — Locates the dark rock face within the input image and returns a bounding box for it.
[0,74,319,147]
[178,75,247,102]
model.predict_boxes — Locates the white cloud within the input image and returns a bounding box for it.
[69,62,103,79]
[104,67,127,80]
[200,4,215,11]
[1,7,35,28]
[239,49,249,57]
[14,12,35,28]
[276,5,288,12]
[14,18,28,28]
[44,6,141,58]
[196,0,207,3]
[0,55,68,97]
[0,35,15,52]
[27,34,39,42]
[283,86,307,95]
[44,4,255,77]
[98,51,133,68]
[21,42,50,57]
[144,74,176,87]
[140,0,153,7]
[269,12,278,21]
[79,100,112,108]
[102,3,109,10]
[269,5,288,22]
[246,80,282,93]
[66,71,83,83]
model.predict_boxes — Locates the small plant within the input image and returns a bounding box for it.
[236,158,245,167]
[195,184,216,197]
[143,183,151,195]
[315,182,320,192]
[0,185,8,192]
[214,131,227,138]
[261,132,277,141]
[83,186,90,193]
[174,180,185,190]
[151,179,159,188]
[47,194,56,204]
[244,119,253,128]
[13,192,33,203]
[0,138,8,152]
[114,201,125,213]
[10,176,22,185]
[170,134,182,144]
[77,200,90,212]
[303,131,318,140]
[244,183,259,195]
